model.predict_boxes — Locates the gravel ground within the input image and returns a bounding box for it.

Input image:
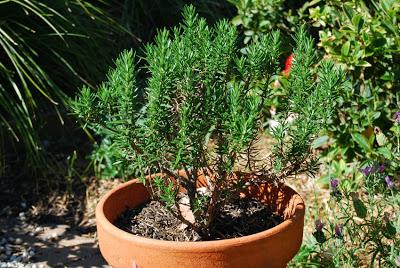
[0,176,123,268]
[0,205,109,268]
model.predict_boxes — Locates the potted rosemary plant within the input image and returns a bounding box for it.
[72,6,344,268]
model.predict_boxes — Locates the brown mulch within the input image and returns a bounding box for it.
[114,197,283,241]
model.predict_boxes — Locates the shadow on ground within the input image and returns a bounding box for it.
[0,213,109,268]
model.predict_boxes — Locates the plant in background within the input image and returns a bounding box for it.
[292,117,400,267]
[72,6,344,238]
[0,0,133,172]
[308,0,400,162]
[318,107,400,187]
[228,0,400,164]
[304,166,399,267]
[228,0,287,44]
[90,137,135,180]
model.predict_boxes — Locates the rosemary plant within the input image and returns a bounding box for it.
[72,6,345,238]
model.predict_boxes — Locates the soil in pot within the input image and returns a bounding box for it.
[114,197,283,241]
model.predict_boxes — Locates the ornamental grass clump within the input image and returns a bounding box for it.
[72,6,345,239]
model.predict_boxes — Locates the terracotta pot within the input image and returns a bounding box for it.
[96,178,305,268]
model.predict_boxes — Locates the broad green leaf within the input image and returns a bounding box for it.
[356,60,372,67]
[341,41,351,57]
[343,4,354,21]
[352,15,364,32]
[312,135,329,148]
[383,222,397,239]
[376,131,388,146]
[353,198,367,218]
[231,15,243,26]
[376,147,392,159]
[352,133,371,152]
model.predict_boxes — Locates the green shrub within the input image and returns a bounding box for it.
[89,0,235,179]
[309,0,400,161]
[290,114,400,268]
[295,162,399,267]
[228,0,400,165]
[72,6,344,238]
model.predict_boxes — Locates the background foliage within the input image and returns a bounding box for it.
[0,0,131,175]
[228,0,400,165]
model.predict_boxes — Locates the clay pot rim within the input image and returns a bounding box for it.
[96,178,305,250]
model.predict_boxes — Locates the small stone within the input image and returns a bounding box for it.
[20,203,27,209]
[18,212,24,218]
[28,250,34,257]
[13,239,22,246]
[34,227,43,235]
[31,264,38,268]
[21,251,28,259]
[0,247,4,253]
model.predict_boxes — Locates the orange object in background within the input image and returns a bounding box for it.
[283,54,294,77]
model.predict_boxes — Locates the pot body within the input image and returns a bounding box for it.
[96,179,305,268]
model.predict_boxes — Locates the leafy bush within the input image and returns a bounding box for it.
[228,0,400,164]
[228,0,305,45]
[290,117,400,267]
[90,137,134,180]
[72,6,344,238]
[302,168,398,267]
[309,0,400,161]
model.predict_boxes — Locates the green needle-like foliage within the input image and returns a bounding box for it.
[72,5,345,238]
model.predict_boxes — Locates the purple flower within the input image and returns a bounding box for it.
[395,111,400,123]
[334,224,343,238]
[330,178,339,189]
[360,166,374,176]
[378,163,385,173]
[385,176,394,190]
[315,219,324,232]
